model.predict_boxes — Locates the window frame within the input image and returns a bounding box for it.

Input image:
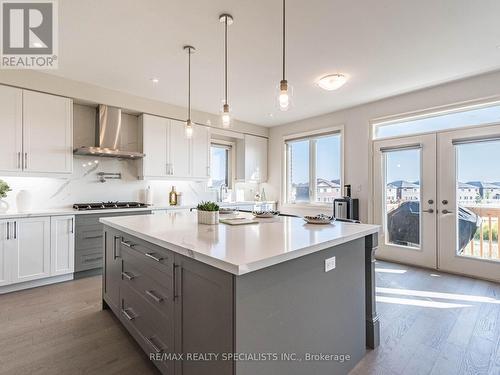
[208,140,235,189]
[281,125,344,208]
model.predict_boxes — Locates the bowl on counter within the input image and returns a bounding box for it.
[252,210,280,218]
[303,214,334,225]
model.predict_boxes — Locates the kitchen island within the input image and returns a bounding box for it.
[100,211,380,375]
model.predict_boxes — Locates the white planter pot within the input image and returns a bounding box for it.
[197,210,219,225]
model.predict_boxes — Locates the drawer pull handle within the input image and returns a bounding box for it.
[122,308,137,321]
[121,271,135,280]
[84,235,103,240]
[145,290,163,303]
[145,336,164,354]
[83,256,102,263]
[121,241,136,248]
[145,252,163,262]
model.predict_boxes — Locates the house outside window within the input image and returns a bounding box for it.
[284,127,343,205]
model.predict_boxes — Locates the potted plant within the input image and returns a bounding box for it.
[0,179,11,213]
[197,201,220,225]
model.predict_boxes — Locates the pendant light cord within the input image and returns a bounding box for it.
[188,48,191,122]
[282,0,286,81]
[224,17,228,106]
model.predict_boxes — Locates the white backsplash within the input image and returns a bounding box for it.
[0,156,264,212]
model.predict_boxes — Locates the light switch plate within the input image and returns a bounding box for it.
[325,256,336,272]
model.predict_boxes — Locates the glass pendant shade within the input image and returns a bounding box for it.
[185,120,194,138]
[221,103,231,128]
[277,79,293,111]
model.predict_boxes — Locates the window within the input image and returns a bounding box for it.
[209,143,231,188]
[373,100,500,140]
[285,130,342,205]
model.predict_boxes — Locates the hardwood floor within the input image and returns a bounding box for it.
[0,262,499,375]
[351,261,500,375]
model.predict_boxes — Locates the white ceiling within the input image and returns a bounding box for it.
[51,0,500,126]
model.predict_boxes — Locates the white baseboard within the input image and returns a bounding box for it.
[0,274,74,294]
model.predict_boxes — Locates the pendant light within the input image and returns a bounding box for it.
[277,0,292,111]
[219,13,233,128]
[184,45,195,138]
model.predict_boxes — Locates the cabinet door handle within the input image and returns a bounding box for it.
[113,235,121,259]
[121,308,137,321]
[121,271,135,280]
[84,235,103,240]
[145,252,163,262]
[13,221,16,239]
[6,222,9,240]
[70,218,74,234]
[24,152,28,169]
[121,240,135,248]
[145,336,163,354]
[173,264,181,300]
[145,290,163,303]
[17,152,21,169]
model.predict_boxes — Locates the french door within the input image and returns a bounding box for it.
[374,125,500,282]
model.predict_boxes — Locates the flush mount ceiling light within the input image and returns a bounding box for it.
[276,0,292,111]
[184,45,195,139]
[317,74,348,91]
[219,13,233,128]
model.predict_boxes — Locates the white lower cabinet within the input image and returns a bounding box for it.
[50,215,75,276]
[0,215,75,291]
[10,217,51,284]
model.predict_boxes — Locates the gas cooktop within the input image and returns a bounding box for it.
[73,201,149,211]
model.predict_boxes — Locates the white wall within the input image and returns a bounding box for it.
[266,70,500,222]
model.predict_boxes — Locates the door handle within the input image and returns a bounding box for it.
[145,336,164,354]
[145,290,163,303]
[6,222,9,240]
[70,218,74,234]
[441,209,453,214]
[121,271,135,280]
[13,221,16,239]
[24,153,28,169]
[17,152,21,169]
[423,209,434,213]
[121,240,136,248]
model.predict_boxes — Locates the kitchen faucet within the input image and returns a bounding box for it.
[218,183,228,202]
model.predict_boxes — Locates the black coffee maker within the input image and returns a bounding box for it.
[333,185,359,220]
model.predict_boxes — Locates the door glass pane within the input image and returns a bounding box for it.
[456,141,500,262]
[315,134,342,203]
[384,149,421,249]
[288,140,310,203]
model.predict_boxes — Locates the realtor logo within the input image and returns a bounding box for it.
[1,0,58,69]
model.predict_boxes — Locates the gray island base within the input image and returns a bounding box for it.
[100,212,380,375]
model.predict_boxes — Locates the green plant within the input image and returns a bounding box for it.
[197,201,219,211]
[0,180,11,199]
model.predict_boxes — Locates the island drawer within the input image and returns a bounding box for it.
[120,284,174,373]
[120,234,174,275]
[121,246,173,318]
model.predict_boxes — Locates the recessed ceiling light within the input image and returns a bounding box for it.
[151,78,159,84]
[317,74,348,91]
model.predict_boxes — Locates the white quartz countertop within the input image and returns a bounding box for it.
[100,211,379,275]
[0,201,276,219]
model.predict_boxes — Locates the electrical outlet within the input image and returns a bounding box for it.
[325,256,336,272]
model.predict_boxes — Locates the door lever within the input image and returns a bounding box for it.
[423,208,434,213]
[441,209,453,214]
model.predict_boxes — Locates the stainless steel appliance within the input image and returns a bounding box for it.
[73,201,148,211]
[73,105,145,159]
[333,184,359,220]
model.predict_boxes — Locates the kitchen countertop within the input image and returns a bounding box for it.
[100,211,379,275]
[0,201,276,220]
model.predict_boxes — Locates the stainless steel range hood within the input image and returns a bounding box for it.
[73,105,145,159]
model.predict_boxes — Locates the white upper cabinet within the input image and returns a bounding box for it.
[50,215,75,276]
[0,86,23,172]
[237,134,268,182]
[23,90,73,174]
[139,114,169,178]
[169,120,191,178]
[0,85,73,175]
[191,124,210,179]
[140,115,210,180]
